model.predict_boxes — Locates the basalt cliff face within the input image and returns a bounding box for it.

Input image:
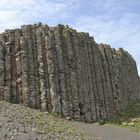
[0,23,139,122]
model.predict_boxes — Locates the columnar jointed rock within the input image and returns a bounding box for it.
[0,23,139,122]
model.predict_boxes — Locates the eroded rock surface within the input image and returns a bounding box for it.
[0,23,139,122]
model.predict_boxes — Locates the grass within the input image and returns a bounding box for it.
[23,110,86,139]
[98,101,140,132]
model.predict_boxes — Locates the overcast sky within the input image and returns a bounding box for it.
[0,0,140,75]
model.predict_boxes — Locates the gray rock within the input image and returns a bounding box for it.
[0,23,139,123]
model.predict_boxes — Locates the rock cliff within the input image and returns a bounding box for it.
[0,23,139,122]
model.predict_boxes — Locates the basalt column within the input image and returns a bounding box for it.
[63,29,80,120]
[4,33,12,102]
[0,23,139,123]
[0,40,5,100]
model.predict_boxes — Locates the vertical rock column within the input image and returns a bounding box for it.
[36,28,47,111]
[32,26,41,109]
[41,25,52,111]
[73,33,85,121]
[20,36,29,106]
[99,45,115,117]
[45,30,61,114]
[131,60,140,100]
[89,39,100,120]
[78,33,92,122]
[39,25,52,111]
[93,45,107,119]
[4,31,14,102]
[21,25,36,108]
[15,29,22,103]
[63,29,80,121]
[91,42,108,119]
[111,50,123,113]
[9,31,17,103]
[87,37,98,121]
[105,46,119,114]
[54,25,70,117]
[0,41,5,100]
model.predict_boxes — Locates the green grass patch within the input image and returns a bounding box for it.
[99,101,140,132]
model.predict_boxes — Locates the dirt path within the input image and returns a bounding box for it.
[1,101,140,140]
[73,122,140,140]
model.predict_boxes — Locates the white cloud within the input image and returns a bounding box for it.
[73,1,140,75]
[0,0,70,32]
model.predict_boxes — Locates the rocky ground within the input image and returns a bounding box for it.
[1,101,140,140]
[0,101,90,140]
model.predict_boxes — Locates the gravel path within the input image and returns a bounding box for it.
[73,122,140,140]
[1,101,140,140]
